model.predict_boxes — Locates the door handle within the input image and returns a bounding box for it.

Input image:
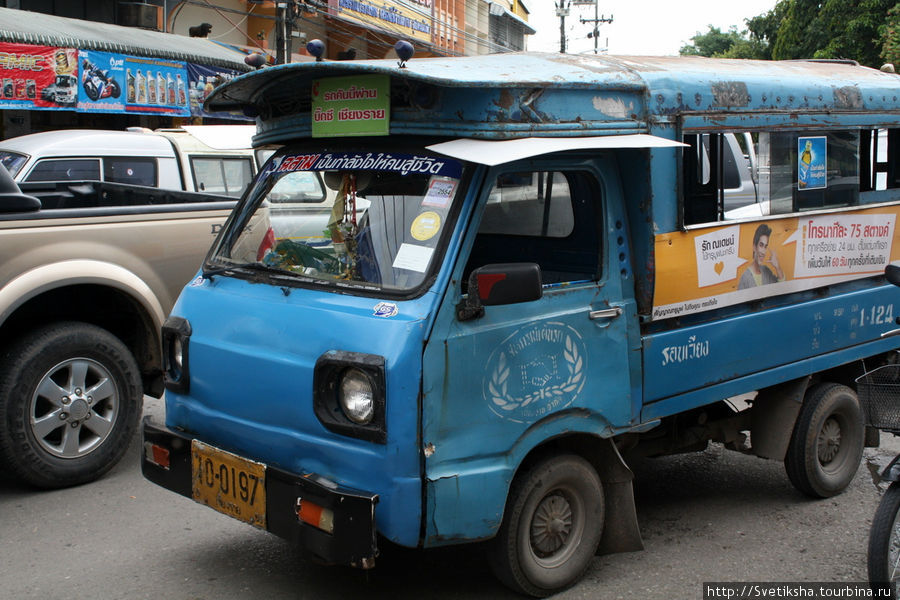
[589,307,623,320]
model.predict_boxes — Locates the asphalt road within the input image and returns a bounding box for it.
[2,395,897,600]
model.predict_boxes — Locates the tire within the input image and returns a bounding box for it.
[0,322,142,488]
[109,80,121,99]
[868,481,900,597]
[785,382,864,498]
[488,455,604,597]
[84,81,99,101]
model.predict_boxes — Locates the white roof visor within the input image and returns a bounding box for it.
[181,125,256,150]
[426,134,687,166]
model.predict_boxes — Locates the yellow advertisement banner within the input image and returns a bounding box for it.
[652,207,900,320]
[331,0,432,44]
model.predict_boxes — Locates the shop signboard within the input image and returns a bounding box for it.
[2,42,247,119]
[0,43,78,109]
[328,0,432,44]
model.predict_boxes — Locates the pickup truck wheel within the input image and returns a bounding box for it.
[784,383,864,498]
[488,455,604,597]
[0,322,142,489]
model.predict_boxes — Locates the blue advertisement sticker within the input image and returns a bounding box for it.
[798,136,827,190]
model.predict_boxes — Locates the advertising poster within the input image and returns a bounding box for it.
[652,207,900,320]
[121,54,190,116]
[798,136,827,190]
[311,74,390,138]
[0,43,78,109]
[186,63,247,120]
[76,50,126,113]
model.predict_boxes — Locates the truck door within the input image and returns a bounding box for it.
[421,156,640,542]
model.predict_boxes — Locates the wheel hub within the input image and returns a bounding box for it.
[531,493,573,556]
[65,395,91,422]
[817,417,842,464]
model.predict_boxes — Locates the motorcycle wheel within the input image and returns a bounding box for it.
[868,480,900,598]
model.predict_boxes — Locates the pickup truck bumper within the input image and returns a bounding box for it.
[141,417,379,568]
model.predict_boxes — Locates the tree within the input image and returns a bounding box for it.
[682,0,898,67]
[752,0,898,67]
[679,26,746,57]
[882,3,900,65]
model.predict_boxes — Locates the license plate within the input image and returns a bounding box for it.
[191,440,266,529]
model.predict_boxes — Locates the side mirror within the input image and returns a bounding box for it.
[886,264,900,287]
[0,163,40,213]
[457,263,542,321]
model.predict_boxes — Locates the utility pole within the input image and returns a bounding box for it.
[576,0,612,55]
[275,1,294,64]
[555,1,569,54]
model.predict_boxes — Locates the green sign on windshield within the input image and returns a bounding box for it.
[311,74,390,138]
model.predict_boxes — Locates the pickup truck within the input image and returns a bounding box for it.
[0,126,263,198]
[0,128,261,488]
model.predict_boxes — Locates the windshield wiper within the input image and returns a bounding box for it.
[201,264,235,279]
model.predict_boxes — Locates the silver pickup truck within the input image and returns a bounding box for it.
[0,154,249,488]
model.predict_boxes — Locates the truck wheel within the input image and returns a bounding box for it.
[488,455,604,597]
[0,322,142,488]
[785,382,863,498]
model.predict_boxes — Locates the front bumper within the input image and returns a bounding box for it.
[141,417,379,568]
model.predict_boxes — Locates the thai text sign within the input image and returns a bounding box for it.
[311,75,390,138]
[329,0,432,43]
[652,207,900,320]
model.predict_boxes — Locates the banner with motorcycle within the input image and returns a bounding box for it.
[77,50,190,116]
[651,206,900,320]
[186,63,247,120]
[0,43,78,109]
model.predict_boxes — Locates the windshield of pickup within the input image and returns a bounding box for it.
[0,151,28,177]
[209,149,465,293]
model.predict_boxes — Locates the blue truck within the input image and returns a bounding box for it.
[142,53,900,596]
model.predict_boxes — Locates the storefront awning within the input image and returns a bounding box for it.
[0,6,250,72]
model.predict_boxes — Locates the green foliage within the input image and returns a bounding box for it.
[883,3,900,65]
[679,26,747,57]
[683,0,899,68]
[771,0,896,67]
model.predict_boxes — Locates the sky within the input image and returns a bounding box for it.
[526,0,779,56]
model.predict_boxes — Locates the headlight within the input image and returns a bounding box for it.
[339,368,375,424]
[162,316,191,394]
[314,351,386,444]
[171,337,184,371]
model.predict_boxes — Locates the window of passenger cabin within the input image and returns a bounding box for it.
[104,158,157,187]
[465,170,600,286]
[682,129,899,226]
[25,158,100,182]
[191,157,254,198]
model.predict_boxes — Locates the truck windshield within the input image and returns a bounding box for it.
[208,148,465,293]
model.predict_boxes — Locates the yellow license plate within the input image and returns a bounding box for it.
[191,440,266,529]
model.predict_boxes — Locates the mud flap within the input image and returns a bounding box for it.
[750,377,809,460]
[594,438,644,555]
